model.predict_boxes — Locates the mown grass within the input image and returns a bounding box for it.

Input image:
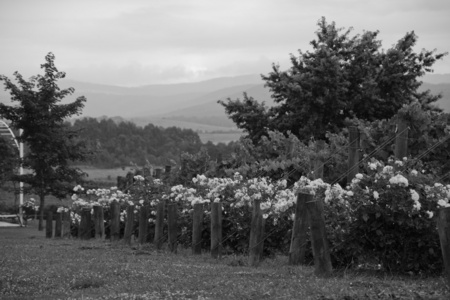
[0,222,449,300]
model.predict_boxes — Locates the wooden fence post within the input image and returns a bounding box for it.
[306,196,332,276]
[79,208,92,240]
[437,207,450,286]
[54,212,62,238]
[249,199,264,266]
[93,205,105,240]
[347,126,360,183]
[167,203,178,253]
[313,140,325,179]
[210,202,222,259]
[62,210,71,238]
[154,201,166,250]
[124,205,135,245]
[395,118,409,160]
[192,203,204,255]
[46,211,53,238]
[110,201,121,241]
[289,193,309,265]
[138,206,148,245]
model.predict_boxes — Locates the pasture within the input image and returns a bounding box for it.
[0,221,449,299]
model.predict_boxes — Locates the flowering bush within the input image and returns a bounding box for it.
[64,160,450,272]
[331,157,449,273]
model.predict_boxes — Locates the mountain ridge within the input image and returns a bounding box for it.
[1,73,449,132]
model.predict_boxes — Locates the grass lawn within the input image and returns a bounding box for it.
[0,222,449,299]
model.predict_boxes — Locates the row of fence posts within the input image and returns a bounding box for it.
[43,119,450,281]
[43,193,331,275]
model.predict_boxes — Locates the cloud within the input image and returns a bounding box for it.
[0,0,449,86]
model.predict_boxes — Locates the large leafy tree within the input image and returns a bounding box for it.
[220,17,447,142]
[0,52,89,230]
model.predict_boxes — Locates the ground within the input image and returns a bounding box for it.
[0,220,449,299]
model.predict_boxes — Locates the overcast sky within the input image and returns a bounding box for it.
[1,0,449,86]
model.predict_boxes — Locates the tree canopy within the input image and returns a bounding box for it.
[220,17,447,142]
[0,52,89,229]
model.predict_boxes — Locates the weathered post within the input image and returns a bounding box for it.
[46,211,53,238]
[289,193,309,265]
[167,203,178,253]
[110,200,121,241]
[313,159,324,180]
[249,199,264,266]
[313,140,325,180]
[437,207,450,286]
[210,202,222,259]
[154,201,166,250]
[54,212,62,238]
[347,126,360,183]
[257,217,266,260]
[79,208,92,240]
[155,168,162,179]
[192,203,204,255]
[62,210,71,238]
[394,117,409,160]
[123,205,135,245]
[93,205,105,240]
[306,196,332,276]
[165,165,172,174]
[138,206,148,245]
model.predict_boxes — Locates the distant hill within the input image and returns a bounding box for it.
[422,74,450,85]
[419,83,450,112]
[156,84,273,127]
[1,73,449,135]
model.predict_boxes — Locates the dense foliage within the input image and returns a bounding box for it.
[220,17,447,142]
[0,52,90,230]
[68,117,236,168]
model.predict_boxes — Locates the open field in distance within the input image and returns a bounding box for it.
[198,132,243,144]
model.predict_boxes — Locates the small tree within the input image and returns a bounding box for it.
[0,52,89,230]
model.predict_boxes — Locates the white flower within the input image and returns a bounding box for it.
[410,189,421,210]
[368,163,377,170]
[347,191,354,197]
[71,194,78,201]
[382,166,394,174]
[355,173,363,180]
[262,214,269,219]
[373,191,379,200]
[394,160,403,166]
[134,175,145,181]
[438,199,450,208]
[410,170,418,176]
[139,199,144,205]
[389,174,409,187]
[425,211,434,219]
[410,189,420,202]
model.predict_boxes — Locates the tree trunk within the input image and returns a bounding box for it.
[38,193,45,231]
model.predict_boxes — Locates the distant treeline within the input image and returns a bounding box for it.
[69,118,236,168]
